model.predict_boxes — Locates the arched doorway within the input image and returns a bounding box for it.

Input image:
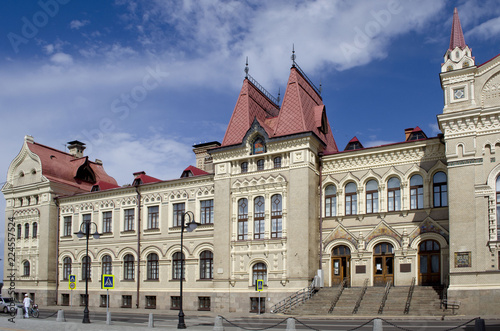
[373,242,394,286]
[331,245,351,286]
[419,240,441,286]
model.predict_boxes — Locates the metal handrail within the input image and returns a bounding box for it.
[352,278,369,314]
[292,62,321,97]
[328,278,347,313]
[440,276,449,309]
[247,73,280,107]
[404,277,416,314]
[270,279,317,314]
[378,280,392,314]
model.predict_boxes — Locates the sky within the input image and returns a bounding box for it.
[0,0,500,281]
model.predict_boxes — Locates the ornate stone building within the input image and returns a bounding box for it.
[3,8,500,315]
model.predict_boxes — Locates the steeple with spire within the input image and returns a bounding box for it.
[441,8,475,72]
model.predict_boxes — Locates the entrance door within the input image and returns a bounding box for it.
[419,240,441,286]
[373,243,394,286]
[331,245,350,286]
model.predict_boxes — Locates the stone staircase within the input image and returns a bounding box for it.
[287,285,452,316]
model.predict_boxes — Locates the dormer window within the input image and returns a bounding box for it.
[241,162,248,173]
[252,137,265,154]
[455,51,459,59]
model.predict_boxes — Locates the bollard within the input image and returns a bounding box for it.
[107,311,112,325]
[148,313,154,328]
[16,307,23,319]
[56,309,66,322]
[373,318,383,331]
[475,318,486,331]
[286,318,296,331]
[213,315,224,331]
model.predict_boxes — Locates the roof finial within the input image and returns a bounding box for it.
[244,56,249,78]
[319,80,322,95]
[291,44,296,66]
[277,87,281,103]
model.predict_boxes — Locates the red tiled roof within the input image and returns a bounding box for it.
[221,66,338,153]
[27,142,118,191]
[449,8,466,51]
[132,171,161,185]
[181,165,210,178]
[221,79,280,146]
[92,181,120,191]
[349,136,360,143]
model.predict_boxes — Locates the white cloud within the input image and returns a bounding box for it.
[50,52,74,66]
[467,16,500,40]
[70,19,90,30]
[44,44,55,55]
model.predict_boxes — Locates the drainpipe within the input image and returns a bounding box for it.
[318,152,324,271]
[135,186,141,308]
[54,197,60,305]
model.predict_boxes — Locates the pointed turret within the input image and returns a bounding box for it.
[442,8,474,72]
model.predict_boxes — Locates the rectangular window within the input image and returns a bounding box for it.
[146,296,157,309]
[271,195,282,238]
[388,189,401,211]
[122,295,132,308]
[61,294,69,306]
[345,194,357,215]
[410,187,424,209]
[124,209,135,231]
[325,196,336,217]
[148,206,159,229]
[250,297,265,313]
[63,216,72,236]
[173,203,185,227]
[102,211,112,233]
[82,214,91,228]
[100,295,107,307]
[434,184,448,207]
[198,297,211,311]
[80,294,88,306]
[171,296,181,310]
[200,200,214,224]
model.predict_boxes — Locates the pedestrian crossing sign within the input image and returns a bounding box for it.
[102,274,114,289]
[69,274,76,290]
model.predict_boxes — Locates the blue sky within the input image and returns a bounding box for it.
[1,0,500,280]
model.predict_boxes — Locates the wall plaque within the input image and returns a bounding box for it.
[400,263,411,273]
[455,251,471,268]
[355,265,366,274]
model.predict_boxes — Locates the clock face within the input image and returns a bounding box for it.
[454,88,465,99]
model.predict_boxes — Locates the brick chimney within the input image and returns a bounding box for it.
[404,128,414,141]
[192,141,221,173]
[67,140,86,158]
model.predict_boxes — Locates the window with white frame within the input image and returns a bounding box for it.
[345,182,357,215]
[325,185,336,217]
[387,177,401,211]
[410,174,424,209]
[200,200,214,224]
[238,198,248,240]
[254,196,265,239]
[271,194,282,238]
[366,180,379,214]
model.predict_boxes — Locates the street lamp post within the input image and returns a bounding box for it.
[75,220,100,324]
[177,211,200,329]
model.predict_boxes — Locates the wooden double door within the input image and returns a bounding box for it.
[373,243,394,286]
[419,240,441,286]
[331,245,350,286]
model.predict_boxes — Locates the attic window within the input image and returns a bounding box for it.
[181,171,193,178]
[408,130,427,141]
[19,171,25,177]
[252,137,265,155]
[75,162,96,183]
[50,155,56,159]
[133,178,143,186]
[345,141,363,151]
[320,109,328,134]
[31,169,36,175]
[91,185,100,192]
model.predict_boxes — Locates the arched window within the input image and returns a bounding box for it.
[82,256,91,280]
[24,223,29,239]
[172,252,184,280]
[63,257,72,280]
[32,222,38,238]
[147,253,159,280]
[200,250,213,280]
[433,172,448,207]
[345,182,357,215]
[124,254,135,280]
[241,162,248,173]
[252,262,267,286]
[254,196,265,239]
[102,255,112,275]
[387,177,401,212]
[23,261,30,276]
[238,198,248,240]
[273,156,282,168]
[17,224,21,239]
[410,174,424,209]
[325,185,337,217]
[366,180,379,213]
[496,176,500,240]
[271,194,282,238]
[257,159,265,171]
